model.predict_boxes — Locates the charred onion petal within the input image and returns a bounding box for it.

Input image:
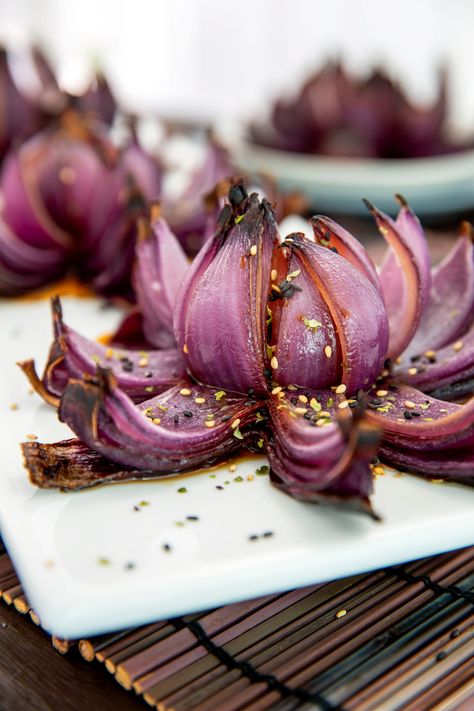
[58,371,259,472]
[310,215,380,291]
[21,438,197,491]
[265,392,379,516]
[278,233,388,393]
[364,383,474,451]
[174,191,278,394]
[133,208,189,348]
[406,222,474,356]
[379,443,474,484]
[19,297,185,404]
[399,326,474,396]
[368,197,431,360]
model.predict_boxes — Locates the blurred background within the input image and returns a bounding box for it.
[1,0,474,131]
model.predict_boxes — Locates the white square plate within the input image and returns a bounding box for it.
[1,297,473,639]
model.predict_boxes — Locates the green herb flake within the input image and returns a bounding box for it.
[97,557,110,566]
[209,473,216,479]
[215,390,226,401]
[303,317,323,332]
[235,214,244,224]
[234,475,244,482]
[257,438,264,449]
[139,500,150,507]
[233,428,244,440]
[145,386,155,393]
[255,412,265,423]
[256,465,269,476]
[310,397,321,412]
[326,397,334,408]
[177,487,188,494]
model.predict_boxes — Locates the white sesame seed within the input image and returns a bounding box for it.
[335,609,347,619]
[231,418,241,429]
[407,367,418,376]
[404,400,416,409]
[179,388,192,396]
[453,340,464,352]
[270,356,279,369]
[271,269,278,281]
[294,407,307,415]
[138,357,149,368]
[335,384,346,395]
[298,395,308,403]
[249,245,257,256]
[183,344,189,354]
[376,389,388,397]
[338,400,350,410]
[194,397,206,404]
[152,418,161,425]
[205,420,216,428]
[324,345,332,358]
[271,386,283,395]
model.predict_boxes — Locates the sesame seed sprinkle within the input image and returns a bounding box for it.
[271,269,278,281]
[270,356,279,369]
[272,386,283,395]
[376,389,388,397]
[195,397,206,404]
[205,420,216,428]
[335,609,347,619]
[453,340,464,352]
[231,418,241,429]
[408,367,418,375]
[335,384,346,395]
[180,388,192,396]
[404,400,416,409]
[249,245,257,256]
[338,400,350,410]
[298,394,308,403]
[324,345,332,358]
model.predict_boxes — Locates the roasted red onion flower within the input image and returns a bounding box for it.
[250,62,470,159]
[21,185,474,516]
[0,112,161,295]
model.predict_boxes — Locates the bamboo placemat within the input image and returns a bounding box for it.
[0,541,472,711]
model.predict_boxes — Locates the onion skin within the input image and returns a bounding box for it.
[19,186,474,512]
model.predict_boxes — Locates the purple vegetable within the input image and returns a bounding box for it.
[250,62,468,159]
[0,113,162,295]
[21,187,474,516]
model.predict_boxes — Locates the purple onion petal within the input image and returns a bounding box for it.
[367,197,431,360]
[174,190,278,394]
[18,297,185,404]
[58,370,260,472]
[133,209,189,348]
[406,222,474,357]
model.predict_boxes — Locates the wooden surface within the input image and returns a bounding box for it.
[0,542,473,711]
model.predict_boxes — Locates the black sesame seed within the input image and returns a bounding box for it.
[216,485,224,490]
[403,411,413,420]
[262,531,274,538]
[450,629,460,639]
[410,354,421,362]
[186,515,199,521]
[247,388,255,397]
[329,246,339,253]
[427,355,437,363]
[348,401,358,409]
[124,561,136,570]
[122,361,134,372]
[370,398,383,406]
[173,414,180,424]
[416,365,426,373]
[371,456,380,465]
[248,534,259,541]
[388,384,398,391]
[221,415,231,422]
[384,359,391,369]
[436,651,447,662]
[183,410,193,418]
[263,368,272,378]
[162,543,172,552]
[303,412,312,420]
[367,402,379,410]
[145,371,153,378]
[411,411,421,417]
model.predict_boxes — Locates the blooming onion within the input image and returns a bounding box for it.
[21,183,474,517]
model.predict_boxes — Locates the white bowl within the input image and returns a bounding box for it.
[220,123,474,216]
